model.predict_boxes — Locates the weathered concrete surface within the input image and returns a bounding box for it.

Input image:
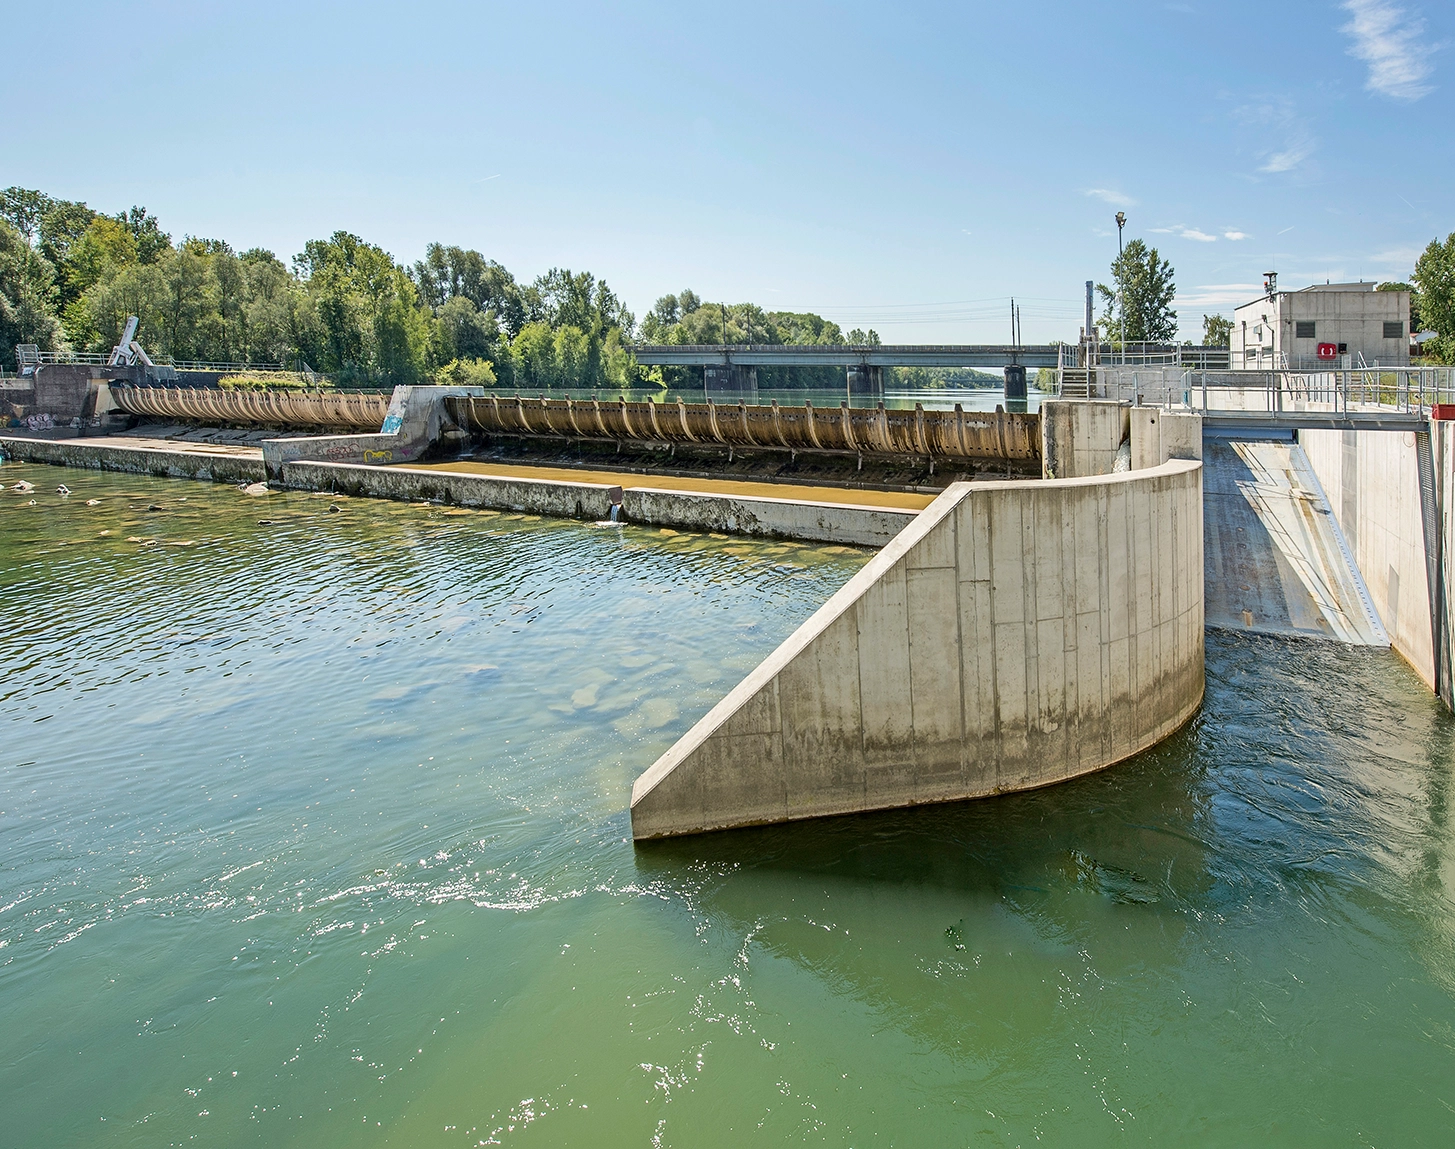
[285,461,617,520]
[1302,420,1454,701]
[631,458,1205,839]
[620,487,916,547]
[1130,408,1203,470]
[283,461,916,545]
[1202,439,1385,644]
[0,434,264,483]
[1040,400,1128,479]
[260,385,480,480]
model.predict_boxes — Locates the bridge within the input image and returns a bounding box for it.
[630,343,1062,396]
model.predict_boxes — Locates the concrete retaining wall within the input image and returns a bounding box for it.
[631,457,1205,839]
[260,384,480,480]
[0,435,264,483]
[1040,400,1129,478]
[284,461,916,546]
[1302,420,1454,702]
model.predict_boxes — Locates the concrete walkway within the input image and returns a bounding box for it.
[1203,438,1386,644]
[422,459,938,511]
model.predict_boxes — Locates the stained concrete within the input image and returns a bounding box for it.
[260,385,480,481]
[1302,419,1454,700]
[0,434,265,484]
[422,460,936,511]
[1202,438,1385,644]
[284,460,917,546]
[1040,400,1129,479]
[631,458,1205,839]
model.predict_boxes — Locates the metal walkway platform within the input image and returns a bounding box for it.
[1201,409,1428,433]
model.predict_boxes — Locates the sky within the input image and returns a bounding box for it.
[5,0,1451,344]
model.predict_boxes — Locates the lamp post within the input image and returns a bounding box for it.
[1115,211,1127,364]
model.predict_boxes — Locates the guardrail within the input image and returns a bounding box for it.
[1097,365,1455,415]
[26,350,293,371]
[447,394,1041,462]
[110,384,390,430]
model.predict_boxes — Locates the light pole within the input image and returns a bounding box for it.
[1115,211,1127,364]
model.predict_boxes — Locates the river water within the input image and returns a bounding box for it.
[2,465,1453,1147]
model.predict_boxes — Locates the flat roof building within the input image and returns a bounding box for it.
[1230,281,1410,370]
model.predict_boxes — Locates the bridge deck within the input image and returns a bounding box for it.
[631,344,1061,368]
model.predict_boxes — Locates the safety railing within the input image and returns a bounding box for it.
[446,394,1041,462]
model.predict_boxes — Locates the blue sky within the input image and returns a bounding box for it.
[6,0,1450,343]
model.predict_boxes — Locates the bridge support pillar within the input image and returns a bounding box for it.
[704,364,757,396]
[846,364,883,396]
[1004,364,1027,400]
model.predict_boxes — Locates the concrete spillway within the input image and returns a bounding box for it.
[1203,438,1386,645]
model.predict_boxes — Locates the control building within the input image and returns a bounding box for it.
[1230,280,1411,370]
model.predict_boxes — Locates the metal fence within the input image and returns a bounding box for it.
[1094,365,1455,414]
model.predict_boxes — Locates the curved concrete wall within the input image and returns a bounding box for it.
[631,458,1205,839]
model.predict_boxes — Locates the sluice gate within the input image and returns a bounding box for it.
[110,384,391,431]
[446,394,1041,463]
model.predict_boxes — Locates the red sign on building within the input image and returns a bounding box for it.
[1317,342,1338,360]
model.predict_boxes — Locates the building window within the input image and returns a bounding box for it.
[1296,321,1316,339]
[1383,321,1404,339]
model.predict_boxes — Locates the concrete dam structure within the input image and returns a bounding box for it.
[12,376,1449,839]
[631,452,1205,838]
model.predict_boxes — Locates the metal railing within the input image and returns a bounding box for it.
[1097,365,1455,415]
[25,349,290,372]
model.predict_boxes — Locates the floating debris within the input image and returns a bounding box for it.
[257,519,276,525]
[146,504,164,512]
[242,482,270,497]
[327,504,342,514]
[85,499,101,506]
[12,480,35,493]
[56,484,71,496]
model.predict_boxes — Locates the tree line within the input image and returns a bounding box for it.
[0,187,638,389]
[0,186,1011,391]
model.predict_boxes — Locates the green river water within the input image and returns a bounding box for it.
[1,463,1453,1147]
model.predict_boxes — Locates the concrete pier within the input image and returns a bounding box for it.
[631,455,1205,839]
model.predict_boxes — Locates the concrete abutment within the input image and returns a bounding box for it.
[631,455,1205,839]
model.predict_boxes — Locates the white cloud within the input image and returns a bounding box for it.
[1235,98,1317,174]
[1175,284,1263,308]
[1084,188,1136,207]
[1150,224,1221,242]
[1261,143,1315,173]
[1224,230,1248,240]
[1340,0,1434,100]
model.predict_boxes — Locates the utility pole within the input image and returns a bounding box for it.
[1115,211,1127,364]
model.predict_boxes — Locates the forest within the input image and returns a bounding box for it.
[0,187,1009,389]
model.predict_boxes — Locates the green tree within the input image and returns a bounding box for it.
[0,220,62,368]
[1096,238,1177,344]
[1202,314,1232,347]
[1412,236,1455,363]
[412,244,524,336]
